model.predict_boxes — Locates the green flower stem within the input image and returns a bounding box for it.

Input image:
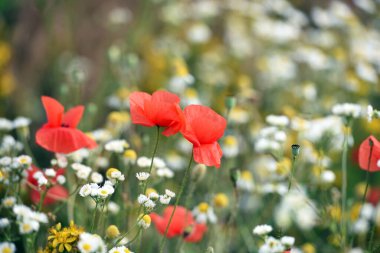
[287,155,297,191]
[90,201,99,233]
[341,123,350,252]
[38,188,48,211]
[159,153,193,253]
[142,126,160,195]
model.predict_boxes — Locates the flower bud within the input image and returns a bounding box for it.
[291,144,300,157]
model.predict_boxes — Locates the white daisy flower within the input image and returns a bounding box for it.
[165,189,175,198]
[57,175,66,185]
[44,168,56,177]
[253,224,273,236]
[91,172,103,184]
[79,184,92,197]
[136,172,150,181]
[105,139,129,153]
[0,242,16,253]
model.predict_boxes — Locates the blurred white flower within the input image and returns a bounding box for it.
[253,224,273,236]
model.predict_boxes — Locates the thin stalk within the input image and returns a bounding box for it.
[90,201,99,233]
[142,126,160,195]
[38,189,48,211]
[159,153,193,253]
[340,124,350,252]
[288,156,297,191]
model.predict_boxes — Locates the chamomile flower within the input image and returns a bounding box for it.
[124,149,137,164]
[16,155,32,166]
[192,202,217,224]
[109,246,134,253]
[79,184,92,197]
[106,168,123,181]
[222,135,239,158]
[332,103,362,118]
[137,214,151,229]
[105,139,129,153]
[259,236,285,253]
[236,170,254,192]
[0,242,16,253]
[159,195,171,205]
[44,168,56,177]
[2,196,16,208]
[136,172,150,181]
[165,189,175,198]
[77,232,106,253]
[0,218,10,228]
[253,224,273,236]
[91,172,103,184]
[137,194,149,204]
[137,156,151,167]
[97,185,115,199]
[156,167,174,178]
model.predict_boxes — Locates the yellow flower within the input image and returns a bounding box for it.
[0,42,11,68]
[276,158,291,176]
[327,205,341,221]
[124,150,137,162]
[145,188,157,196]
[198,202,209,213]
[107,111,130,124]
[44,221,84,253]
[241,170,253,181]
[350,203,362,221]
[173,58,189,77]
[213,193,229,208]
[0,71,15,97]
[302,243,316,253]
[106,168,121,180]
[106,225,120,238]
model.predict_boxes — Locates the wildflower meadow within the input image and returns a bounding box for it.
[1,0,380,252]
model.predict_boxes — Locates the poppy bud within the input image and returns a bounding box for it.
[230,168,241,188]
[191,164,207,182]
[225,96,236,111]
[291,144,300,157]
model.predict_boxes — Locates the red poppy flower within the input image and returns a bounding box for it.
[367,187,380,205]
[36,96,97,154]
[30,185,68,205]
[129,91,185,136]
[150,206,207,243]
[180,105,227,168]
[358,135,380,172]
[27,166,68,205]
[283,250,291,253]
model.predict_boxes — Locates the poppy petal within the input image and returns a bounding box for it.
[184,223,207,243]
[152,90,180,104]
[358,136,380,172]
[151,206,194,238]
[41,96,64,127]
[31,185,68,205]
[182,105,226,144]
[130,92,155,126]
[62,106,84,128]
[193,142,223,168]
[36,127,97,154]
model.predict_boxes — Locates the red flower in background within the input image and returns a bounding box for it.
[367,187,380,206]
[181,105,227,168]
[27,166,68,205]
[150,206,207,243]
[358,135,380,172]
[129,91,185,136]
[36,96,97,154]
